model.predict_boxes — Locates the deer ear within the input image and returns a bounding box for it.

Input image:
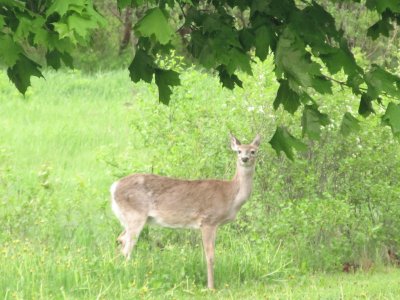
[230,134,241,151]
[251,134,261,147]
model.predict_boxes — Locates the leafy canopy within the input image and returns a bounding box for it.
[1,0,400,159]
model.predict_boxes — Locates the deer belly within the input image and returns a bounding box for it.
[147,210,201,229]
[221,211,237,224]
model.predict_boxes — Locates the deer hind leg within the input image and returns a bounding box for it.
[121,212,147,260]
[201,224,218,289]
[116,230,126,248]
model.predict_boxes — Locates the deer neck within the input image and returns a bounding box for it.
[232,161,255,208]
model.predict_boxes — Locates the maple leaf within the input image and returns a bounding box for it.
[301,105,330,140]
[155,69,180,105]
[340,112,361,136]
[382,102,400,138]
[134,8,174,45]
[275,27,321,88]
[273,79,301,114]
[7,55,43,94]
[128,49,155,83]
[269,127,307,160]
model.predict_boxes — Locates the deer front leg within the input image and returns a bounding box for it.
[201,224,217,289]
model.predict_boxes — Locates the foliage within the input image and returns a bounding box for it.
[321,0,400,68]
[0,0,105,92]
[1,0,400,158]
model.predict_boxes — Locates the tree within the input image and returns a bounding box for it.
[1,0,400,158]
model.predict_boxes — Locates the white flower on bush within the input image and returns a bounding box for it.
[327,123,335,130]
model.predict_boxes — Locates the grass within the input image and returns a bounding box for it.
[1,236,400,299]
[1,67,400,299]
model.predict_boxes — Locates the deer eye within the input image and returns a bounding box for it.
[250,150,256,155]
[238,150,242,154]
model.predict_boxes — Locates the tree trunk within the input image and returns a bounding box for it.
[119,7,133,54]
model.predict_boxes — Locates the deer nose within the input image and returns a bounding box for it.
[241,157,249,163]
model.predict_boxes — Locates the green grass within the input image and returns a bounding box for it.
[1,237,400,299]
[1,67,400,299]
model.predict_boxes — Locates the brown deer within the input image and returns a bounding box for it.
[110,134,261,289]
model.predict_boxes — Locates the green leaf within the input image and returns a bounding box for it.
[15,16,32,40]
[250,0,271,14]
[254,25,272,61]
[382,102,400,138]
[47,0,85,16]
[301,105,330,140]
[134,8,174,45]
[226,48,252,75]
[60,52,74,68]
[53,22,72,39]
[0,15,5,30]
[128,49,155,83]
[154,69,180,105]
[269,126,307,161]
[340,112,361,136]
[290,3,340,54]
[0,35,22,66]
[117,0,132,9]
[47,0,69,16]
[312,76,333,94]
[239,29,255,52]
[196,37,217,69]
[33,29,49,46]
[7,55,43,94]
[30,17,47,45]
[367,18,393,40]
[46,50,61,70]
[300,92,316,106]
[366,0,400,13]
[275,26,321,88]
[358,93,375,117]
[365,65,400,99]
[273,79,301,114]
[320,46,359,77]
[83,4,107,27]
[67,13,99,39]
[347,73,365,95]
[44,32,75,53]
[217,66,243,89]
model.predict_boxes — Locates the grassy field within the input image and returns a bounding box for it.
[1,67,400,299]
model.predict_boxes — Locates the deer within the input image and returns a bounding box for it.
[110,134,261,289]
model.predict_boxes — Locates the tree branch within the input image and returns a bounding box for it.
[322,74,398,101]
